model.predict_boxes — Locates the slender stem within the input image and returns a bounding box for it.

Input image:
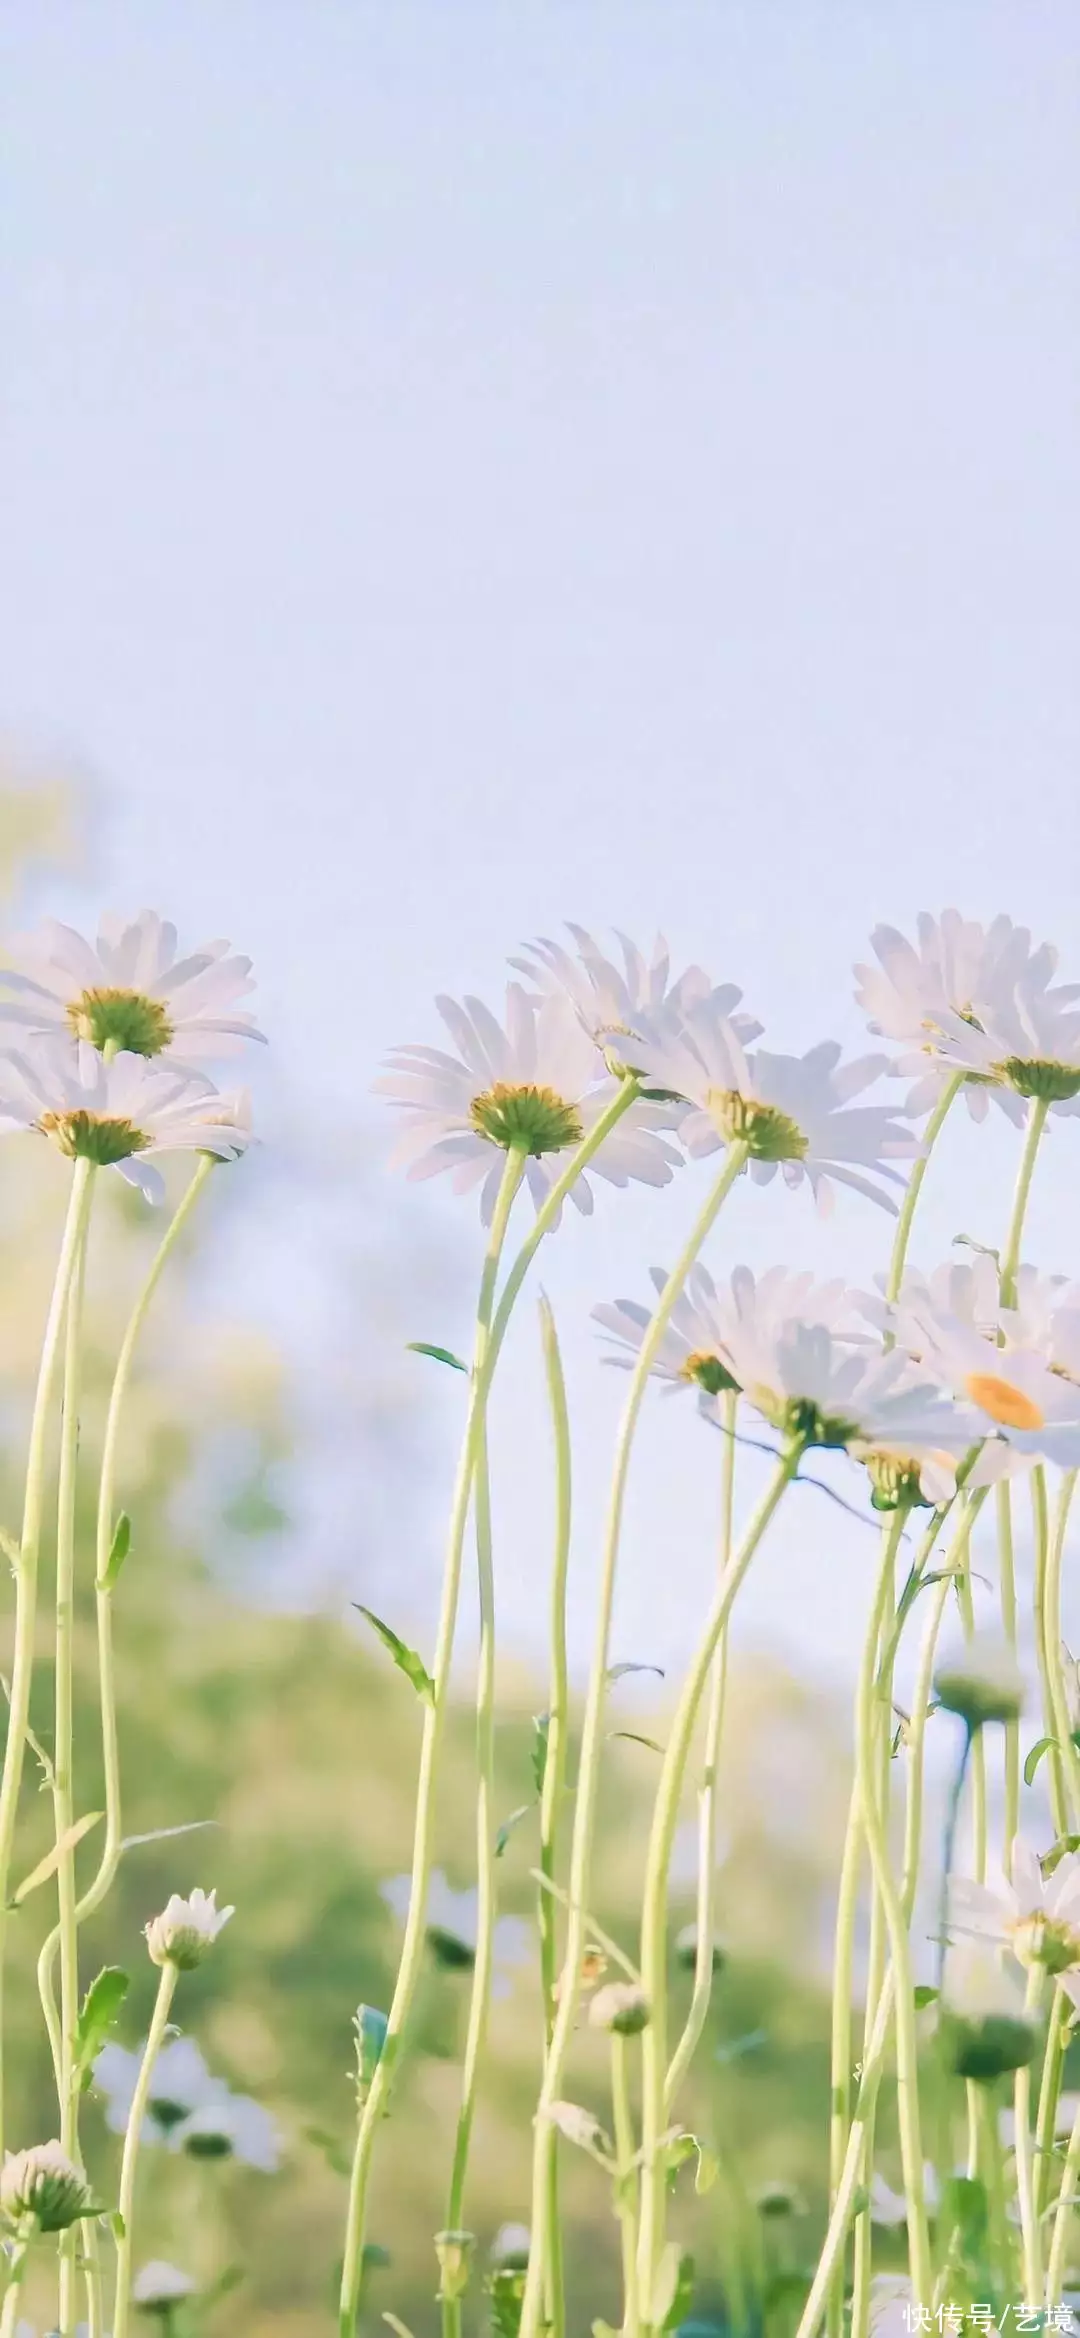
[0,1154,95,2158]
[55,1180,96,2338]
[996,1482,1021,1870]
[112,1959,180,2338]
[793,1975,896,2338]
[1014,1966,1046,2305]
[1045,1469,1080,1830]
[1034,1983,1070,2227]
[901,1497,986,1910]
[338,1148,525,2334]
[0,2240,31,2338]
[1032,1468,1069,1840]
[885,1073,965,1306]
[442,1422,498,2338]
[954,1558,988,1884]
[517,1142,750,2338]
[611,2032,641,2338]
[978,2085,1015,2305]
[635,1443,803,2322]
[664,1388,738,2109]
[37,1157,218,2030]
[825,1790,864,2338]
[851,1540,901,2338]
[1047,2088,1080,2303]
[537,1294,571,2338]
[937,1731,973,1992]
[999,1098,1049,1309]
[488,1086,640,1362]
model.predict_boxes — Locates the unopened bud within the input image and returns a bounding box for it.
[0,2140,95,2232]
[940,1944,1037,2083]
[434,2229,475,2303]
[934,1638,1025,1732]
[145,1887,233,1971]
[588,1981,650,2036]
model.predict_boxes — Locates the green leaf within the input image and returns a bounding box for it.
[100,1511,131,1589]
[495,1803,534,1859]
[649,2243,695,2331]
[353,1607,435,1706]
[914,1985,940,2009]
[120,1818,217,1854]
[305,2124,351,2179]
[531,1713,551,1798]
[609,1730,664,1754]
[694,2142,720,2196]
[75,1968,129,2086]
[12,1812,102,1906]
[606,1662,665,1683]
[1025,1735,1059,1787]
[406,1342,467,1373]
[1041,1833,1080,1876]
[383,2316,417,2337]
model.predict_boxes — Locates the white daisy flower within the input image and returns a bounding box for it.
[491,2222,531,2269]
[896,1302,1080,1482]
[896,966,1080,1118]
[375,984,681,1223]
[934,1635,1026,1729]
[380,1868,529,1996]
[594,1263,856,1401]
[1002,1266,1080,1379]
[510,924,761,1069]
[854,910,1075,1123]
[0,1040,252,1203]
[146,1887,234,1970]
[93,2033,228,2142]
[133,2260,198,2308]
[858,1255,1002,1348]
[697,1287,975,1502]
[950,1838,1080,1975]
[172,2093,280,2172]
[869,2165,941,2226]
[623,999,917,1214]
[0,910,263,1063]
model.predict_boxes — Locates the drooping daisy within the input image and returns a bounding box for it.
[94,2034,229,2143]
[172,2093,281,2172]
[0,1041,252,1203]
[594,1263,856,1402]
[950,1838,1080,1976]
[623,999,917,1214]
[132,2261,198,2309]
[380,1869,529,1995]
[511,924,761,1070]
[854,910,1076,1123]
[896,1303,1080,1483]
[376,985,682,1222]
[0,910,263,1062]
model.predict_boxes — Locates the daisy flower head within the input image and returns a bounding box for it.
[173,2093,280,2171]
[593,1263,854,1404]
[949,1837,1080,1977]
[380,1868,529,1994]
[0,2141,95,2233]
[854,910,1075,1123]
[857,1255,1001,1348]
[376,983,681,1223]
[917,973,1080,1117]
[934,1635,1025,1731]
[624,998,917,1214]
[146,1887,234,1970]
[898,1301,1080,1483]
[0,1040,253,1203]
[0,910,263,1063]
[132,2261,198,2311]
[939,1941,1038,2083]
[93,2033,228,2142]
[510,923,761,1074]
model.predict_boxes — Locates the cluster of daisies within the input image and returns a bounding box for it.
[0,911,263,1200]
[380,911,1080,1508]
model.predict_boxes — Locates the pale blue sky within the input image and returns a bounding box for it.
[2,4,1080,1702]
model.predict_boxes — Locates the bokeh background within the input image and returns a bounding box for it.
[2,4,1080,2328]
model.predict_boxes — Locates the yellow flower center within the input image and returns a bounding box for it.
[964,1373,1045,1431]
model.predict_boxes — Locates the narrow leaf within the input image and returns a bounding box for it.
[12,1812,102,1906]
[353,1606,435,1706]
[531,1712,551,1798]
[495,1803,534,1859]
[606,1662,665,1684]
[1025,1735,1058,1788]
[120,1819,217,1854]
[101,1511,131,1589]
[914,1985,939,2010]
[383,2316,417,2338]
[650,2242,695,2331]
[304,2125,352,2179]
[609,1730,664,1754]
[406,1342,467,1374]
[75,1967,129,2084]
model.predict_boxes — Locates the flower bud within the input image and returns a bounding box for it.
[146,1887,234,1971]
[674,1923,726,1975]
[434,2229,475,2304]
[133,2261,198,2314]
[587,1981,650,2036]
[490,2221,530,2270]
[0,2140,95,2232]
[754,2180,807,2219]
[1011,1909,1080,1977]
[934,1637,1025,1732]
[354,2004,388,2101]
[940,1944,1037,2083]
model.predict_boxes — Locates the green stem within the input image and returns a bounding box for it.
[936,1731,972,1992]
[37,1157,218,2028]
[999,1097,1049,1310]
[635,1442,803,2324]
[793,1977,896,2338]
[1032,1468,1069,1840]
[55,1178,96,2338]
[0,2239,31,2338]
[517,1143,750,2338]
[0,1154,95,2159]
[954,1560,988,1884]
[996,1482,1021,1871]
[537,1294,571,2338]
[1034,1983,1070,2228]
[664,1389,738,2110]
[1014,1966,1045,2304]
[1046,2087,1080,2303]
[825,1790,864,2338]
[612,2032,641,2337]
[978,2084,1015,2306]
[885,1073,965,1306]
[112,1958,179,2338]
[441,1422,498,2338]
[337,1147,530,2334]
[1045,1469,1080,1831]
[851,1538,903,2338]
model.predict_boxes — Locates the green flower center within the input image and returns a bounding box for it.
[706,1090,808,1162]
[679,1349,740,1396]
[181,2130,233,2161]
[66,985,173,1057]
[149,2096,191,2133]
[864,1452,934,1513]
[1010,1910,1080,1976]
[426,1924,476,1971]
[38,1110,150,1166]
[997,1056,1080,1104]
[469,1082,584,1155]
[755,1390,858,1449]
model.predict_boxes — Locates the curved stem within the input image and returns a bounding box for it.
[441,1422,498,2338]
[112,1959,179,2338]
[825,1789,864,2338]
[1032,1468,1069,1841]
[996,1482,1021,1871]
[954,1562,988,1884]
[793,1976,896,2338]
[635,1443,803,2323]
[0,1155,95,2158]
[1034,1983,1070,2227]
[999,1098,1049,1310]
[1014,1966,1046,2305]
[611,2032,641,2337]
[885,1074,965,1306]
[55,1182,96,2338]
[1046,2088,1080,2303]
[1045,1469,1080,1831]
[0,2239,31,2338]
[537,1294,571,2338]
[664,1388,738,2110]
[338,1148,525,2334]
[517,1142,750,2338]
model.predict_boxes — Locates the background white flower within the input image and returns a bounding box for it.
[0,1041,252,1202]
[511,923,761,1058]
[380,1868,530,1996]
[132,2260,198,2305]
[854,909,1075,1122]
[0,910,263,1061]
[894,1301,1080,1481]
[173,2094,281,2172]
[376,983,681,1222]
[94,2034,229,2141]
[950,1838,1080,1972]
[897,976,1080,1117]
[594,1263,857,1400]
